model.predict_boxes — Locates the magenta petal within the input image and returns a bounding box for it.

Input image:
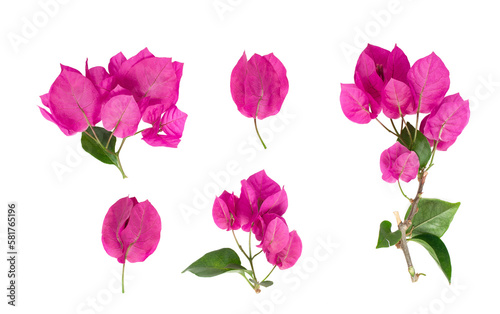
[391,151,419,183]
[212,196,232,231]
[85,60,111,98]
[49,65,101,132]
[101,95,141,138]
[108,52,127,76]
[246,170,281,206]
[40,93,50,108]
[262,217,290,254]
[39,106,76,136]
[253,213,285,243]
[436,138,457,151]
[380,142,411,183]
[354,51,385,104]
[264,53,289,102]
[141,102,163,125]
[340,83,373,124]
[141,127,181,148]
[219,191,240,230]
[381,79,414,119]
[384,44,410,84]
[161,106,187,139]
[117,48,154,80]
[230,52,248,114]
[119,200,161,263]
[260,188,288,216]
[423,93,470,143]
[244,54,282,119]
[238,179,259,231]
[270,230,302,270]
[101,197,136,261]
[407,52,450,114]
[118,57,179,108]
[362,44,390,71]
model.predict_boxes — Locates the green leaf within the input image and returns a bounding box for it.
[260,281,273,287]
[182,248,244,277]
[398,123,431,168]
[81,127,118,165]
[409,233,452,283]
[404,198,460,238]
[376,221,402,249]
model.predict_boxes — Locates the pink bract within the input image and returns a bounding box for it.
[230,52,288,120]
[339,83,374,124]
[380,142,419,183]
[43,65,101,135]
[407,52,450,114]
[102,197,161,264]
[422,93,470,145]
[101,95,141,138]
[266,230,302,270]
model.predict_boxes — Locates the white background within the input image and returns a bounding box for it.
[1,0,499,313]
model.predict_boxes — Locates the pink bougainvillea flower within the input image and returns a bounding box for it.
[141,105,187,148]
[238,170,281,231]
[343,44,413,121]
[252,213,285,242]
[420,93,470,151]
[102,196,161,293]
[101,95,141,138]
[259,188,288,217]
[261,217,290,254]
[213,191,240,231]
[116,48,183,113]
[339,83,376,124]
[380,142,419,183]
[407,52,450,114]
[230,52,289,148]
[266,230,302,270]
[381,78,414,119]
[40,65,101,135]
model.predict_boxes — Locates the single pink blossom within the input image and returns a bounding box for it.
[212,191,240,231]
[230,52,288,119]
[407,52,450,114]
[266,230,302,270]
[381,78,414,119]
[380,142,419,183]
[41,65,101,135]
[261,217,290,254]
[339,83,375,124]
[238,170,281,231]
[101,95,141,138]
[101,196,161,263]
[422,93,470,143]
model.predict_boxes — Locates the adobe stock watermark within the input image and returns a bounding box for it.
[75,269,133,314]
[468,74,500,112]
[7,0,71,53]
[250,235,339,314]
[411,276,467,314]
[51,144,87,183]
[339,0,415,63]
[212,0,244,21]
[178,108,296,224]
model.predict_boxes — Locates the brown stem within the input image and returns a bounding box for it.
[395,171,427,282]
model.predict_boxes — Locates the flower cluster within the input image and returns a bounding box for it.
[213,170,302,270]
[230,52,289,149]
[39,48,187,177]
[340,44,470,183]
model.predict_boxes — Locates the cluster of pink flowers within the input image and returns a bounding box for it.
[212,170,302,270]
[340,44,470,183]
[39,47,187,147]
